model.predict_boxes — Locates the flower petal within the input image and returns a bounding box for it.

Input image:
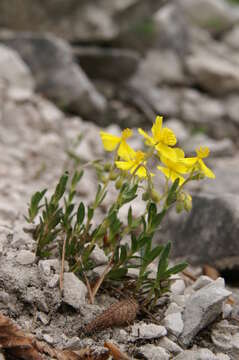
[118,141,135,160]
[199,159,215,179]
[152,116,163,141]
[161,128,177,146]
[156,144,177,160]
[196,146,210,159]
[122,128,133,140]
[100,131,120,151]
[138,128,154,146]
[115,161,132,171]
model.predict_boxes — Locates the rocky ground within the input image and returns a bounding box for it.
[0,0,239,359]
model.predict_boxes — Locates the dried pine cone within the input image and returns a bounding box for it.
[84,298,139,334]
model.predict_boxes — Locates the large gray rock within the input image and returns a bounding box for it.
[198,156,239,196]
[160,193,239,265]
[0,44,34,91]
[185,48,239,95]
[181,88,228,138]
[132,49,185,86]
[0,31,107,119]
[153,3,190,55]
[223,25,239,50]
[178,0,237,34]
[179,278,231,346]
[74,47,140,82]
[224,94,239,126]
[0,0,166,43]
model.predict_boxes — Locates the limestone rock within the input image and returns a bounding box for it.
[131,322,167,340]
[163,312,184,337]
[63,273,87,310]
[16,250,35,265]
[158,337,183,355]
[223,25,239,50]
[133,49,185,86]
[160,193,239,265]
[138,344,170,360]
[74,47,140,82]
[178,0,237,34]
[0,44,34,91]
[185,48,239,95]
[174,348,217,360]
[179,278,231,346]
[0,31,107,119]
[0,0,166,43]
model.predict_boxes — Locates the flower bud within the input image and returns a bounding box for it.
[103,163,112,172]
[176,201,184,213]
[115,178,123,190]
[151,189,161,203]
[94,163,103,172]
[109,171,118,181]
[184,193,192,212]
[100,175,108,184]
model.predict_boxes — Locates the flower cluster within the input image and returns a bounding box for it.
[100,115,215,210]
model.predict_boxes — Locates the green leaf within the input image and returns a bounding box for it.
[166,178,179,206]
[157,242,171,281]
[163,262,188,279]
[28,189,47,222]
[114,246,120,263]
[131,234,138,253]
[77,202,85,224]
[119,245,127,264]
[87,206,94,221]
[108,267,127,280]
[151,209,167,230]
[137,234,152,250]
[52,172,69,204]
[145,245,164,266]
[128,206,133,227]
[71,170,84,189]
[148,202,157,225]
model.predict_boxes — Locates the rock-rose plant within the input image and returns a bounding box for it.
[26,116,215,308]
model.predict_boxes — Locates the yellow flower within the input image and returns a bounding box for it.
[157,148,188,185]
[115,148,149,178]
[100,128,133,158]
[138,116,177,159]
[183,146,215,179]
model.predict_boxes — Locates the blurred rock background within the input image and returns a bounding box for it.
[0,0,239,280]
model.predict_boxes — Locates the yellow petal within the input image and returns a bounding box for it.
[169,171,185,185]
[156,144,177,160]
[122,128,133,140]
[100,131,120,151]
[174,148,185,159]
[160,128,177,146]
[196,146,210,159]
[157,166,171,179]
[199,160,215,179]
[138,128,154,146]
[131,166,147,178]
[152,116,163,141]
[115,161,132,171]
[118,141,135,160]
[171,162,189,174]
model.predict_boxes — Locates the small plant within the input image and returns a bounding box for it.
[25,115,215,308]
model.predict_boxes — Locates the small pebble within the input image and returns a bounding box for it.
[16,250,35,265]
